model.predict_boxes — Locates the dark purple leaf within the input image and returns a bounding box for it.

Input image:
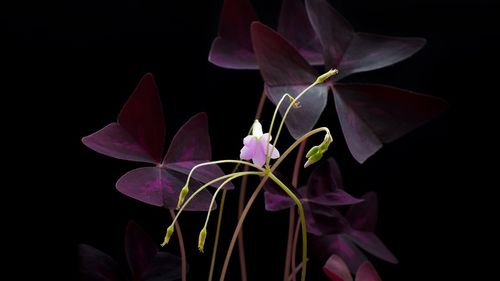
[346,192,378,232]
[125,221,157,280]
[163,112,211,163]
[323,255,353,281]
[301,158,362,206]
[344,192,397,263]
[278,0,324,65]
[305,0,354,69]
[333,83,447,163]
[314,234,369,273]
[306,0,425,80]
[118,73,165,163]
[355,262,382,281]
[140,252,183,281]
[338,33,426,80]
[208,0,258,69]
[82,123,155,164]
[116,167,216,211]
[346,231,398,264]
[82,74,164,164]
[162,112,234,190]
[78,244,126,281]
[251,22,328,139]
[305,203,349,236]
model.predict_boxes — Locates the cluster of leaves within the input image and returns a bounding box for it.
[80,0,447,280]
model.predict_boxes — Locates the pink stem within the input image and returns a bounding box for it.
[169,209,187,281]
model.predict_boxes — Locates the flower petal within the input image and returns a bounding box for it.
[323,255,353,281]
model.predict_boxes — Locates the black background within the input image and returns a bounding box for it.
[3,0,494,280]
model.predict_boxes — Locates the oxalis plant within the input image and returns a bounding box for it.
[79,0,447,281]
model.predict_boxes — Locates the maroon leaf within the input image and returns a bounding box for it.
[278,0,324,65]
[125,221,157,280]
[116,167,216,211]
[208,0,258,69]
[355,262,382,281]
[78,244,126,281]
[82,123,155,163]
[118,73,165,163]
[323,255,353,281]
[251,21,328,139]
[333,83,447,163]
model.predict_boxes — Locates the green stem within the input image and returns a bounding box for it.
[268,172,308,281]
[208,189,227,281]
[185,160,265,188]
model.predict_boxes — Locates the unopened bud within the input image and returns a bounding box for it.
[161,224,175,247]
[198,227,207,253]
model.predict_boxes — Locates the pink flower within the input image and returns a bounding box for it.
[240,120,280,167]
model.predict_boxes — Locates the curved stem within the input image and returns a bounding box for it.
[203,172,262,229]
[269,82,318,167]
[268,173,308,281]
[273,127,331,169]
[288,261,306,281]
[184,160,265,189]
[266,93,296,163]
[291,218,301,281]
[169,209,187,281]
[284,140,306,281]
[220,175,269,281]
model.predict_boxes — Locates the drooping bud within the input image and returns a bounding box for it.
[304,132,333,168]
[198,227,207,253]
[161,224,175,247]
[315,69,339,84]
[177,185,189,209]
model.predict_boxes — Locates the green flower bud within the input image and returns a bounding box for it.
[315,69,339,84]
[198,227,207,253]
[161,224,175,247]
[177,185,189,210]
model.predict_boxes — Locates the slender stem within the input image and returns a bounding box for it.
[288,261,306,281]
[283,140,306,281]
[266,93,296,163]
[283,208,295,281]
[208,189,226,281]
[268,173,308,281]
[235,90,267,281]
[290,141,307,281]
[208,162,243,281]
[270,82,318,164]
[291,218,301,281]
[237,166,249,281]
[169,209,187,281]
[203,172,262,229]
[220,175,269,281]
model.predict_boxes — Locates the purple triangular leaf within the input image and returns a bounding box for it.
[78,244,126,281]
[82,123,155,164]
[355,262,382,281]
[163,113,211,164]
[208,0,258,69]
[315,234,368,273]
[140,252,183,281]
[346,192,378,232]
[118,73,165,163]
[125,221,157,280]
[323,255,353,281]
[251,22,328,139]
[337,33,426,80]
[263,179,299,211]
[305,0,354,69]
[333,83,447,163]
[346,230,398,264]
[116,167,216,211]
[306,190,363,207]
[305,203,349,236]
[304,158,344,197]
[278,0,324,65]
